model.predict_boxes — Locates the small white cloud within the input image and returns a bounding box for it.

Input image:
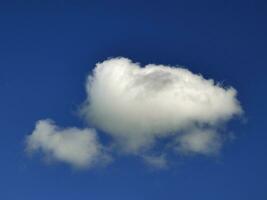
[175,129,222,155]
[82,57,242,155]
[26,119,110,169]
[142,154,167,169]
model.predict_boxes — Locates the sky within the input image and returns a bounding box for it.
[0,0,267,199]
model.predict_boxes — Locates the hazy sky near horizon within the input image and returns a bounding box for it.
[0,0,267,199]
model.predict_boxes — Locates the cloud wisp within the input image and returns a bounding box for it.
[26,57,243,169]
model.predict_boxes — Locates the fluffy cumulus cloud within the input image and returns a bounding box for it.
[82,57,242,155]
[26,119,110,169]
[26,57,243,169]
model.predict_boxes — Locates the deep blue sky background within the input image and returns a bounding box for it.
[0,0,266,199]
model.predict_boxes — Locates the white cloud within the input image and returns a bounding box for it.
[26,57,243,169]
[26,119,110,169]
[142,154,167,169]
[82,57,242,156]
[175,129,222,155]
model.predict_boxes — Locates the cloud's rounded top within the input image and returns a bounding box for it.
[82,57,242,153]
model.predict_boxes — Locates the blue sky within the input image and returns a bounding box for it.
[0,0,266,199]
